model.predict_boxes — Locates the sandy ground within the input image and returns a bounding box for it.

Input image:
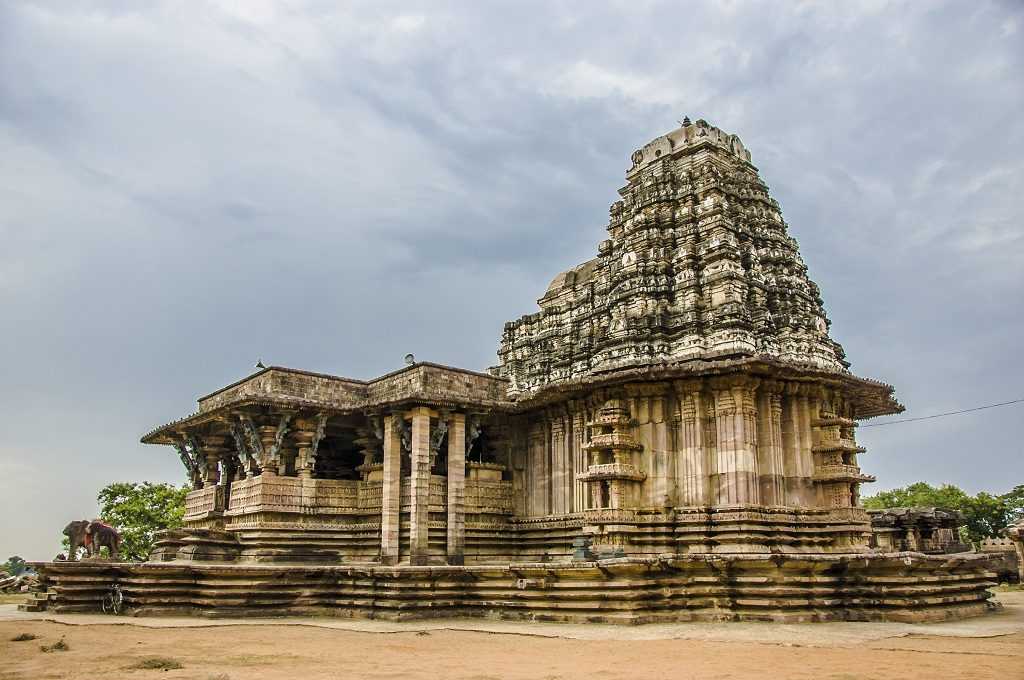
[1,592,1022,680]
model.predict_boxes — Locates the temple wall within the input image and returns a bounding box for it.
[177,371,874,564]
[503,374,874,555]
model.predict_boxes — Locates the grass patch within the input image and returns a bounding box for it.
[11,632,38,642]
[129,657,184,670]
[40,638,69,652]
[995,583,1023,591]
[0,593,28,604]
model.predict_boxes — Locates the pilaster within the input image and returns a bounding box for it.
[798,389,818,506]
[674,379,707,506]
[709,375,759,506]
[756,380,786,506]
[782,383,814,507]
[570,404,587,512]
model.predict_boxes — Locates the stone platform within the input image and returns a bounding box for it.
[33,552,997,624]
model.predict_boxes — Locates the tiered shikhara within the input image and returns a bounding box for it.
[36,120,996,622]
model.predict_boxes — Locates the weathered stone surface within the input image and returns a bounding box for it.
[869,507,970,554]
[979,537,1020,583]
[33,553,997,623]
[497,120,853,398]
[37,120,992,624]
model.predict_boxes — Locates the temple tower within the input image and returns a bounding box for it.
[497,118,901,556]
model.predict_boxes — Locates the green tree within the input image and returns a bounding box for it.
[96,482,189,561]
[861,482,970,510]
[1001,484,1024,523]
[3,555,27,576]
[862,482,1023,545]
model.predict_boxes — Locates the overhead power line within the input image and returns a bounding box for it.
[861,398,1024,428]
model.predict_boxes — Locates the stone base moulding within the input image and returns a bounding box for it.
[33,552,997,624]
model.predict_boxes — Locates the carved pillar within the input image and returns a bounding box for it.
[756,381,786,506]
[380,413,402,565]
[446,412,466,564]
[676,380,708,506]
[294,429,316,480]
[258,426,278,477]
[710,376,759,506]
[202,435,229,487]
[294,415,327,480]
[409,407,432,565]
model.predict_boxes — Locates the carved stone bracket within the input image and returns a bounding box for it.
[466,415,482,455]
[268,413,294,467]
[398,416,412,454]
[430,417,448,456]
[238,414,263,464]
[173,438,202,488]
[311,412,328,459]
[229,422,254,472]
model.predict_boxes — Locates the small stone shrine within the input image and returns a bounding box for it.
[868,507,970,554]
[35,119,996,622]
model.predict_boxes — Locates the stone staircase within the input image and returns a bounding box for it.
[17,590,55,613]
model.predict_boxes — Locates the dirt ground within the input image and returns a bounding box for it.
[2,593,1023,680]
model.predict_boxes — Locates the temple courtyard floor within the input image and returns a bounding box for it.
[1,589,1022,680]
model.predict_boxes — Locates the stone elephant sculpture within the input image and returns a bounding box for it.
[63,520,122,560]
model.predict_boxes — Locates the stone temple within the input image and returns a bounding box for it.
[37,119,996,622]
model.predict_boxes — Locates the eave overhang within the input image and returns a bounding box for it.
[141,363,513,445]
[506,355,903,419]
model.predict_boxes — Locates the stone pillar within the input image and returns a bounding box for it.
[292,418,318,480]
[258,426,278,477]
[380,413,402,565]
[756,382,786,506]
[291,423,316,512]
[446,412,466,565]
[409,407,432,566]
[675,380,707,506]
[202,435,229,487]
[710,377,759,506]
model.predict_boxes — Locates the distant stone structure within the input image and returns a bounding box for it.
[34,119,995,623]
[979,537,1019,583]
[1007,520,1024,582]
[868,507,969,554]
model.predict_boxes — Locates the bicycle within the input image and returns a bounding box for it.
[101,583,123,615]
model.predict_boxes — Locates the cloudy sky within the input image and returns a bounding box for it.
[2,1,1022,561]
